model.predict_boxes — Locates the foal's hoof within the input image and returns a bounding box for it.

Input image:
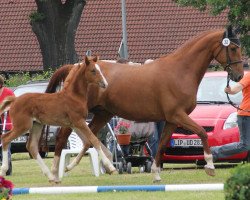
[204,165,215,176]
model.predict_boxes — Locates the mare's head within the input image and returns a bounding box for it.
[214,26,243,82]
[84,55,108,88]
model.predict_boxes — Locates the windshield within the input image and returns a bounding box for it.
[197,76,242,104]
[14,84,47,97]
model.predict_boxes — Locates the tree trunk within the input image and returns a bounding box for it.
[30,0,86,70]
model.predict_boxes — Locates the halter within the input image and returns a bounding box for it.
[214,29,248,112]
[214,29,242,74]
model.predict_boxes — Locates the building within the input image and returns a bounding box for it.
[0,0,228,73]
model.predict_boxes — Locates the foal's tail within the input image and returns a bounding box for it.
[45,64,74,93]
[0,96,15,115]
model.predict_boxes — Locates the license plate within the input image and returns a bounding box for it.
[170,139,202,147]
[12,136,27,143]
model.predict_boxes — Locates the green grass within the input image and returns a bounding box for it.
[7,153,238,199]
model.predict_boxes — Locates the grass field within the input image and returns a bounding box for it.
[7,153,239,200]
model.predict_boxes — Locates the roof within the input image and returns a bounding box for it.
[0,0,228,73]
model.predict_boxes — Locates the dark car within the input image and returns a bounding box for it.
[11,80,59,157]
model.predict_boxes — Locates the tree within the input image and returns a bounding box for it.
[174,0,250,57]
[30,0,86,70]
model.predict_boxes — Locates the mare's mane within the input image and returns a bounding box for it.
[164,29,223,58]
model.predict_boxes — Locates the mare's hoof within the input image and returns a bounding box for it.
[153,178,161,183]
[153,173,161,183]
[204,166,215,176]
[54,179,61,184]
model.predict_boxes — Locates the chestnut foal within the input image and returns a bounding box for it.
[0,56,116,183]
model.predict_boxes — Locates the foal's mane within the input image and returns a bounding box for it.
[63,63,85,90]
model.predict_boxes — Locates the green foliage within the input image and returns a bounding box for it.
[29,11,46,22]
[4,69,54,87]
[224,164,250,200]
[174,0,250,56]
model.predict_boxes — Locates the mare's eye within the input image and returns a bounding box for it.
[231,47,237,52]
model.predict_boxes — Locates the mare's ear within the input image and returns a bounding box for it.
[85,56,90,65]
[93,55,99,62]
[227,25,233,37]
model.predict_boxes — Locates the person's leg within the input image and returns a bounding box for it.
[156,121,165,140]
[211,115,250,160]
[148,123,159,158]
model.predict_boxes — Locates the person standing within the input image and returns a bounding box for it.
[211,72,250,161]
[0,75,14,175]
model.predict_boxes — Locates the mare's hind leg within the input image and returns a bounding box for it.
[74,119,116,174]
[51,127,72,183]
[172,112,215,176]
[152,122,176,182]
[27,122,55,182]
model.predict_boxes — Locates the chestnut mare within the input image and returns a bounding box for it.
[0,56,116,183]
[47,27,244,182]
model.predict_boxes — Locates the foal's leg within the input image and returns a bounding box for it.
[172,112,215,176]
[1,131,17,176]
[27,122,55,182]
[51,127,72,182]
[88,112,114,161]
[152,122,176,182]
[65,138,91,172]
[1,119,32,176]
[74,119,116,174]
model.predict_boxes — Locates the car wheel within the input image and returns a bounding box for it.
[245,151,250,163]
[39,151,48,158]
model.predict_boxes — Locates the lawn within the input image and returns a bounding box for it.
[7,153,238,200]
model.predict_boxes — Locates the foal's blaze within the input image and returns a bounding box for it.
[85,56,108,88]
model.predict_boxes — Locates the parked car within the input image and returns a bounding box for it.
[10,80,59,157]
[162,71,249,164]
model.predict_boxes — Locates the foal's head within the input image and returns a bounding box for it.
[213,26,243,82]
[84,55,108,88]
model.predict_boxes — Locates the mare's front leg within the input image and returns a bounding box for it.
[153,122,176,182]
[27,122,56,182]
[51,127,72,183]
[173,112,215,176]
[74,119,116,174]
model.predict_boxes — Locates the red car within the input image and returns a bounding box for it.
[162,71,250,164]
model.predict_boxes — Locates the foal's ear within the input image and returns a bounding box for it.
[85,56,90,65]
[93,55,99,62]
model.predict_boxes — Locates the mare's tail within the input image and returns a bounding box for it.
[45,64,74,93]
[0,96,16,115]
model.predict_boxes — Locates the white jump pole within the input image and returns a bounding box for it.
[13,184,224,195]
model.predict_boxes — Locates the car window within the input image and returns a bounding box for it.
[14,84,47,97]
[197,76,242,104]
